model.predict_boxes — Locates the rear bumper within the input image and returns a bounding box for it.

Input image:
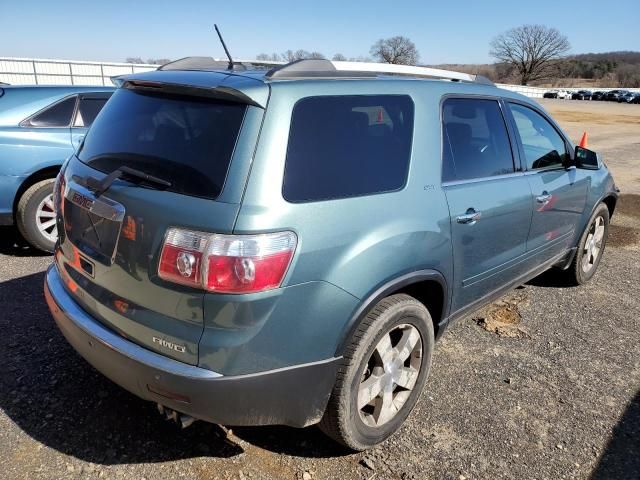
[44,264,339,427]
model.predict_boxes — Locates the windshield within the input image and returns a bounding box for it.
[78,88,247,200]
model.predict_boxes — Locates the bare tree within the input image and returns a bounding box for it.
[490,25,570,85]
[308,51,326,59]
[370,36,419,65]
[146,58,171,65]
[615,64,640,87]
[332,53,347,61]
[281,50,308,62]
[125,57,144,64]
[349,56,372,63]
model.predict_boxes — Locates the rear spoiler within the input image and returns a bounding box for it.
[110,75,125,87]
[122,79,264,108]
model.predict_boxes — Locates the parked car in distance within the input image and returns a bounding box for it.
[631,93,640,104]
[45,58,618,451]
[0,85,114,251]
[605,89,630,101]
[571,90,592,100]
[591,91,607,101]
[544,89,572,99]
[618,91,638,103]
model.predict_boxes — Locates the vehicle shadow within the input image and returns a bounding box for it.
[0,271,346,465]
[526,268,576,289]
[0,226,50,257]
[590,390,640,479]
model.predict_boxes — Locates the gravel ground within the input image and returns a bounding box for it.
[1,201,638,480]
[1,100,639,480]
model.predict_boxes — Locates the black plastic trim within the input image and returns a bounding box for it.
[0,212,13,226]
[335,269,449,355]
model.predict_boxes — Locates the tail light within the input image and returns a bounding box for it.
[158,228,297,294]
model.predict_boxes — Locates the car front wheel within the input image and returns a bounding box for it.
[567,203,610,285]
[319,294,435,450]
[16,179,57,253]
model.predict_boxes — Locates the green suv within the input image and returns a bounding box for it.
[44,58,618,450]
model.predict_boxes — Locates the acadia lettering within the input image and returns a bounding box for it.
[152,336,186,353]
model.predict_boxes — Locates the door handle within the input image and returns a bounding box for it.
[456,208,482,225]
[536,193,552,204]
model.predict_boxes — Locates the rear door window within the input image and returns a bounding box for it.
[442,98,515,182]
[78,88,247,200]
[27,96,77,127]
[508,103,568,170]
[73,97,109,127]
[283,95,414,202]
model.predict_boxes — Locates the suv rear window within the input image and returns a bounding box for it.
[283,95,414,202]
[78,88,247,200]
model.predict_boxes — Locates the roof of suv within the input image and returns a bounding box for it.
[120,57,533,109]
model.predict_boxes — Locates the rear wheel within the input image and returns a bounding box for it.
[16,179,57,253]
[319,294,434,450]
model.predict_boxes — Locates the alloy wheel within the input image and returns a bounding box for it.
[582,216,605,273]
[35,193,57,242]
[358,323,422,427]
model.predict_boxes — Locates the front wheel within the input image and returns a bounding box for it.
[319,294,435,450]
[16,179,57,253]
[567,203,610,285]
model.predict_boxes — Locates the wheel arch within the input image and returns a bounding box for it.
[602,194,617,218]
[335,269,449,356]
[12,165,61,219]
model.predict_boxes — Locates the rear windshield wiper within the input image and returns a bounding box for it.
[83,165,172,198]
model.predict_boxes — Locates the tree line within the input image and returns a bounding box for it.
[255,37,418,65]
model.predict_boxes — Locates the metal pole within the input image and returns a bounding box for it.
[32,60,38,85]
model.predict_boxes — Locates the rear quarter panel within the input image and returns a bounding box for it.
[223,80,465,372]
[0,128,72,214]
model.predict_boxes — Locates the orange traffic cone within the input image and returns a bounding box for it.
[579,132,588,148]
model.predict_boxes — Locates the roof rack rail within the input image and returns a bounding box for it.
[265,59,494,85]
[159,56,284,72]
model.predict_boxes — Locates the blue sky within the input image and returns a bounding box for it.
[1,0,638,64]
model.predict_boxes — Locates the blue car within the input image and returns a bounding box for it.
[0,85,113,251]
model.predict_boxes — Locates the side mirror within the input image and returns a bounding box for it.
[574,146,601,170]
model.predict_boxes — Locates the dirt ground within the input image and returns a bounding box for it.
[1,99,639,480]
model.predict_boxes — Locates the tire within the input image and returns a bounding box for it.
[566,203,610,285]
[16,179,57,253]
[319,294,435,450]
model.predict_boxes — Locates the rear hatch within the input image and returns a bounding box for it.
[54,77,265,365]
